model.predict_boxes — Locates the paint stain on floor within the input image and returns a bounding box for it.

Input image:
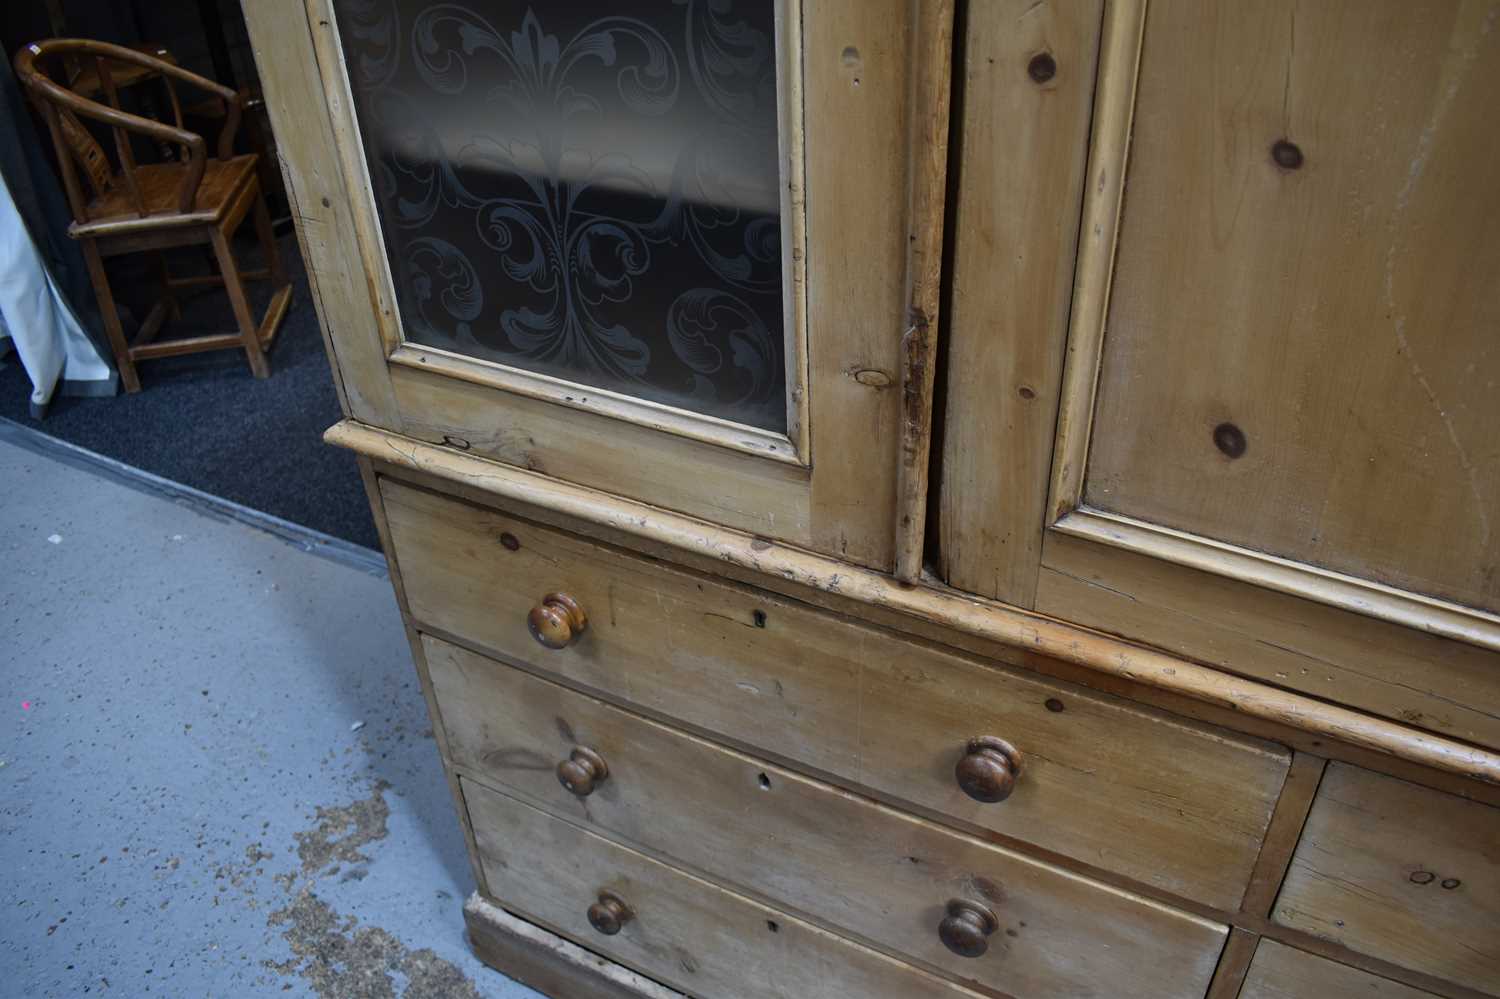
[295,779,393,875]
[268,889,483,999]
[263,781,484,999]
[3,437,533,997]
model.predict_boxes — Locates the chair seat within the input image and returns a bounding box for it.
[71,154,258,237]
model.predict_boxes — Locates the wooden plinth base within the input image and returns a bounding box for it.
[464,893,683,999]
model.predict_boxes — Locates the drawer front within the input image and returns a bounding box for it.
[1240,940,1437,999]
[430,637,1228,999]
[383,477,1289,910]
[1274,763,1500,993]
[461,778,987,999]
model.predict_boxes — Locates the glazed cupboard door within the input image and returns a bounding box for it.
[244,0,948,570]
[941,0,1500,745]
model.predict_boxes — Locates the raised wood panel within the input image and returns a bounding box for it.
[938,0,1103,605]
[384,478,1289,909]
[1240,940,1438,999]
[462,778,989,999]
[443,647,1228,999]
[1085,0,1500,614]
[1274,763,1500,994]
[939,0,1500,734]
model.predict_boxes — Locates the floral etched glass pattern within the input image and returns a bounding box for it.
[333,1,789,433]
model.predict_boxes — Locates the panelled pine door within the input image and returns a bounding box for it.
[942,0,1500,747]
[261,0,950,571]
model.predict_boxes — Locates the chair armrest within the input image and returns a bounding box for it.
[15,39,233,214]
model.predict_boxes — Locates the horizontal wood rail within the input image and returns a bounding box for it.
[326,419,1500,787]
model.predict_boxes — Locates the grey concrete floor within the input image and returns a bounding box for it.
[1,429,541,998]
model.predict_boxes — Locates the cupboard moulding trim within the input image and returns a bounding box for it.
[389,344,804,467]
[772,0,812,463]
[303,0,404,357]
[325,419,1500,787]
[1045,0,1146,520]
[1056,508,1500,653]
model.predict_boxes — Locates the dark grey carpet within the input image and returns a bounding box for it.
[0,234,379,550]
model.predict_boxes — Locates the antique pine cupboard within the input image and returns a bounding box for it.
[243,0,1500,996]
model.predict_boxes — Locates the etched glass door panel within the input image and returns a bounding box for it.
[333,0,790,433]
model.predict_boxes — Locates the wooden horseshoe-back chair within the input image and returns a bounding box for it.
[14,39,292,392]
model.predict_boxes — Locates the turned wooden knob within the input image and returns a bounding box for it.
[528,592,587,649]
[557,746,609,797]
[587,891,632,935]
[954,736,1023,803]
[939,899,999,958]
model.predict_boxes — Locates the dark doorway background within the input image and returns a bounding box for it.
[0,1,378,550]
[2,1,262,121]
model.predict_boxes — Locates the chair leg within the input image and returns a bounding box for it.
[251,188,287,289]
[80,240,141,393]
[157,252,181,321]
[209,227,270,379]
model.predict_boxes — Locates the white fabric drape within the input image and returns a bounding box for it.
[0,167,114,415]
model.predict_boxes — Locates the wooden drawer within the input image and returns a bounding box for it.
[1239,940,1437,999]
[1273,763,1500,994]
[383,478,1289,910]
[461,777,988,999]
[429,637,1228,999]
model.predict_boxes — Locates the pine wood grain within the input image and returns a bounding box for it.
[464,778,993,999]
[354,440,1500,810]
[464,894,685,999]
[259,0,943,570]
[799,0,913,570]
[939,0,1105,604]
[354,458,491,900]
[388,365,815,547]
[328,421,1500,787]
[1206,928,1262,999]
[384,478,1289,909]
[1241,754,1326,918]
[1037,531,1500,751]
[892,0,956,582]
[240,0,397,423]
[1043,0,1146,524]
[1273,763,1500,994]
[445,653,1228,999]
[1085,0,1500,614]
[1240,940,1440,999]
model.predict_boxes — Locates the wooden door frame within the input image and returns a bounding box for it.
[1045,0,1500,654]
[304,0,813,468]
[939,0,1500,748]
[1038,0,1500,748]
[244,0,954,572]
